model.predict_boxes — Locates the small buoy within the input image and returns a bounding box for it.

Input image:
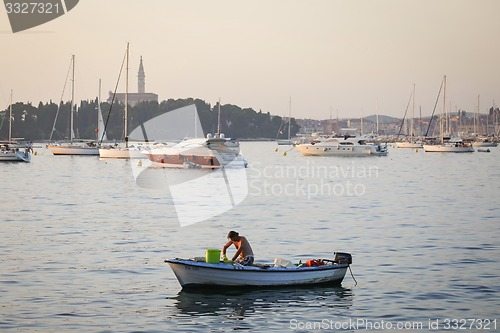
[34,151,37,155]
[137,160,142,167]
[283,151,287,156]
[275,148,278,152]
[415,148,418,153]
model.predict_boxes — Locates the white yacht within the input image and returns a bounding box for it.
[145,134,247,168]
[296,136,388,157]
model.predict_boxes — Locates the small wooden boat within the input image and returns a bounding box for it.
[165,252,352,289]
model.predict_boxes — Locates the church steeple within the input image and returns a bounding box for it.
[138,56,145,94]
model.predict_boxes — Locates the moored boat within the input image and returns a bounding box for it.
[47,141,100,155]
[396,84,423,149]
[423,141,474,153]
[47,55,102,156]
[0,91,32,162]
[166,252,352,289]
[472,140,497,148]
[423,76,474,153]
[146,134,247,168]
[296,136,388,156]
[0,141,32,162]
[395,141,423,149]
[99,142,150,159]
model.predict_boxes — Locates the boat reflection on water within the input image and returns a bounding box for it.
[170,286,353,319]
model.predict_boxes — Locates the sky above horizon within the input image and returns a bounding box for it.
[1,0,499,120]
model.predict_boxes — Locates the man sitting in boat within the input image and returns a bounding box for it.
[222,230,254,266]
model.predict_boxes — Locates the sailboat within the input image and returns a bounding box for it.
[423,76,474,153]
[396,84,423,148]
[0,90,32,162]
[47,55,100,156]
[276,97,293,145]
[99,43,147,159]
[472,95,497,148]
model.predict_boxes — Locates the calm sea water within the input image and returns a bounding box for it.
[1,142,499,332]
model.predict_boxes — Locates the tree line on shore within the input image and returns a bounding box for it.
[0,98,300,141]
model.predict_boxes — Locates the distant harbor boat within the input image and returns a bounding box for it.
[423,76,474,153]
[396,84,423,149]
[296,136,388,157]
[276,97,294,146]
[472,139,497,148]
[47,55,100,156]
[0,90,32,163]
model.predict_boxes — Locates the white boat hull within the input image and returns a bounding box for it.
[166,259,349,288]
[395,141,423,148]
[423,144,474,153]
[277,139,293,145]
[472,141,497,147]
[296,144,388,156]
[48,145,99,155]
[146,137,247,168]
[0,149,31,162]
[99,147,146,159]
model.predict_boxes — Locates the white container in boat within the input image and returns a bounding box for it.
[274,258,294,268]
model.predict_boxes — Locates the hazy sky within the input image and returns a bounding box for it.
[1,0,499,119]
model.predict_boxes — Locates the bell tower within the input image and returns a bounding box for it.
[138,56,145,94]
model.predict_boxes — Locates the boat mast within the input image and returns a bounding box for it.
[124,42,129,148]
[360,110,364,136]
[474,95,478,136]
[419,106,422,136]
[477,94,480,136]
[8,89,12,142]
[441,75,446,143]
[70,54,75,141]
[336,109,339,135]
[98,78,103,141]
[486,100,489,136]
[216,97,221,137]
[98,78,101,141]
[411,84,415,143]
[376,99,379,135]
[288,97,291,140]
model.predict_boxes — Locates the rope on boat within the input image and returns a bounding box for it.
[349,266,358,286]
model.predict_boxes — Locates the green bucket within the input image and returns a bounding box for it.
[206,248,221,264]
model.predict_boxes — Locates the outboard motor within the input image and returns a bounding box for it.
[334,252,352,265]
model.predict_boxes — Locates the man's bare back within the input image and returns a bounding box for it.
[222,231,254,265]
